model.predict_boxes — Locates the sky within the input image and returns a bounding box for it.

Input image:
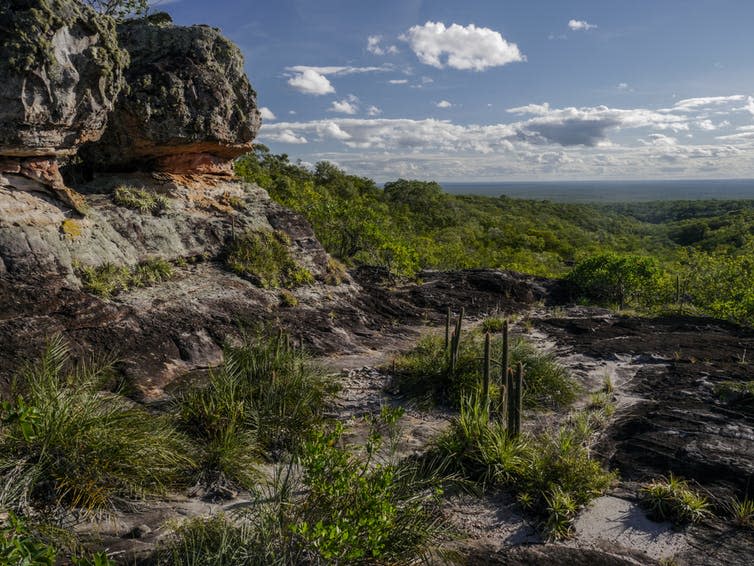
[156,0,754,182]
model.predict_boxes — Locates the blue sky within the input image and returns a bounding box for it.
[158,0,754,182]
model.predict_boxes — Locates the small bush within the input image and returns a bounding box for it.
[324,256,348,285]
[113,186,168,215]
[0,337,194,515]
[278,289,299,307]
[0,512,114,565]
[225,230,314,289]
[157,416,447,565]
[640,474,710,524]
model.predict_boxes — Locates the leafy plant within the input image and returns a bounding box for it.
[157,412,447,565]
[728,496,754,528]
[640,474,711,524]
[0,336,194,515]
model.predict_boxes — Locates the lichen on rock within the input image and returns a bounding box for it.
[80,12,262,174]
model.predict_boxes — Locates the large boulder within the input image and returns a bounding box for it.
[0,0,127,212]
[81,13,261,175]
[0,0,127,156]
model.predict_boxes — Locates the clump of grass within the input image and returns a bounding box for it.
[0,336,194,516]
[77,258,174,298]
[640,474,711,524]
[428,395,614,540]
[225,230,314,289]
[278,289,299,307]
[480,317,505,333]
[728,496,754,528]
[715,380,754,402]
[156,414,447,565]
[176,331,335,488]
[113,186,168,215]
[392,331,577,409]
[324,256,348,285]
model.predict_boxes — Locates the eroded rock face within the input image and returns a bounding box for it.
[81,13,261,174]
[0,0,127,156]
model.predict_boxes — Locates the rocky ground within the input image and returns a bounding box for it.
[62,300,754,565]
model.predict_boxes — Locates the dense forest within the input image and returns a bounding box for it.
[236,146,754,324]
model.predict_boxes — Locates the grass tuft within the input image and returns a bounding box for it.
[0,336,194,516]
[77,258,174,298]
[225,230,314,289]
[640,474,711,524]
[113,186,169,215]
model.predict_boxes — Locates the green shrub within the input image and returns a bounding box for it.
[728,496,754,528]
[112,186,168,215]
[157,413,447,565]
[715,380,754,402]
[225,230,314,289]
[566,252,668,308]
[640,474,710,524]
[480,317,505,333]
[0,336,194,515]
[0,512,115,565]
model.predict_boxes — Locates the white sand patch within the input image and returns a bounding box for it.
[572,495,689,559]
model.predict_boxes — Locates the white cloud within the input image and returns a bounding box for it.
[617,82,629,91]
[672,95,746,111]
[389,79,409,84]
[259,107,276,121]
[436,100,452,108]
[285,65,392,95]
[746,96,754,116]
[258,95,754,180]
[287,69,335,95]
[367,105,382,116]
[329,95,359,115]
[402,21,524,71]
[266,129,308,144]
[568,19,597,31]
[507,102,551,115]
[367,35,399,55]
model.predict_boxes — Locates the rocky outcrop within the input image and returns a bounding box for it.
[80,13,261,175]
[0,0,127,212]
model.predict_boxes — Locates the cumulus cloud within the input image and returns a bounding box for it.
[258,95,754,180]
[568,19,597,31]
[617,82,629,91]
[401,21,524,71]
[367,35,399,55]
[286,65,392,95]
[436,100,452,108]
[287,69,335,95]
[389,79,409,84]
[329,95,359,115]
[367,105,382,116]
[259,107,276,121]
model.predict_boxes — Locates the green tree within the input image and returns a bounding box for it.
[567,253,666,308]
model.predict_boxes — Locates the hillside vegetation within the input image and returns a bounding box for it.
[236,147,754,325]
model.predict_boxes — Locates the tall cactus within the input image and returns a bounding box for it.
[450,307,464,374]
[512,362,524,437]
[445,307,451,352]
[482,332,491,413]
[499,319,509,423]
